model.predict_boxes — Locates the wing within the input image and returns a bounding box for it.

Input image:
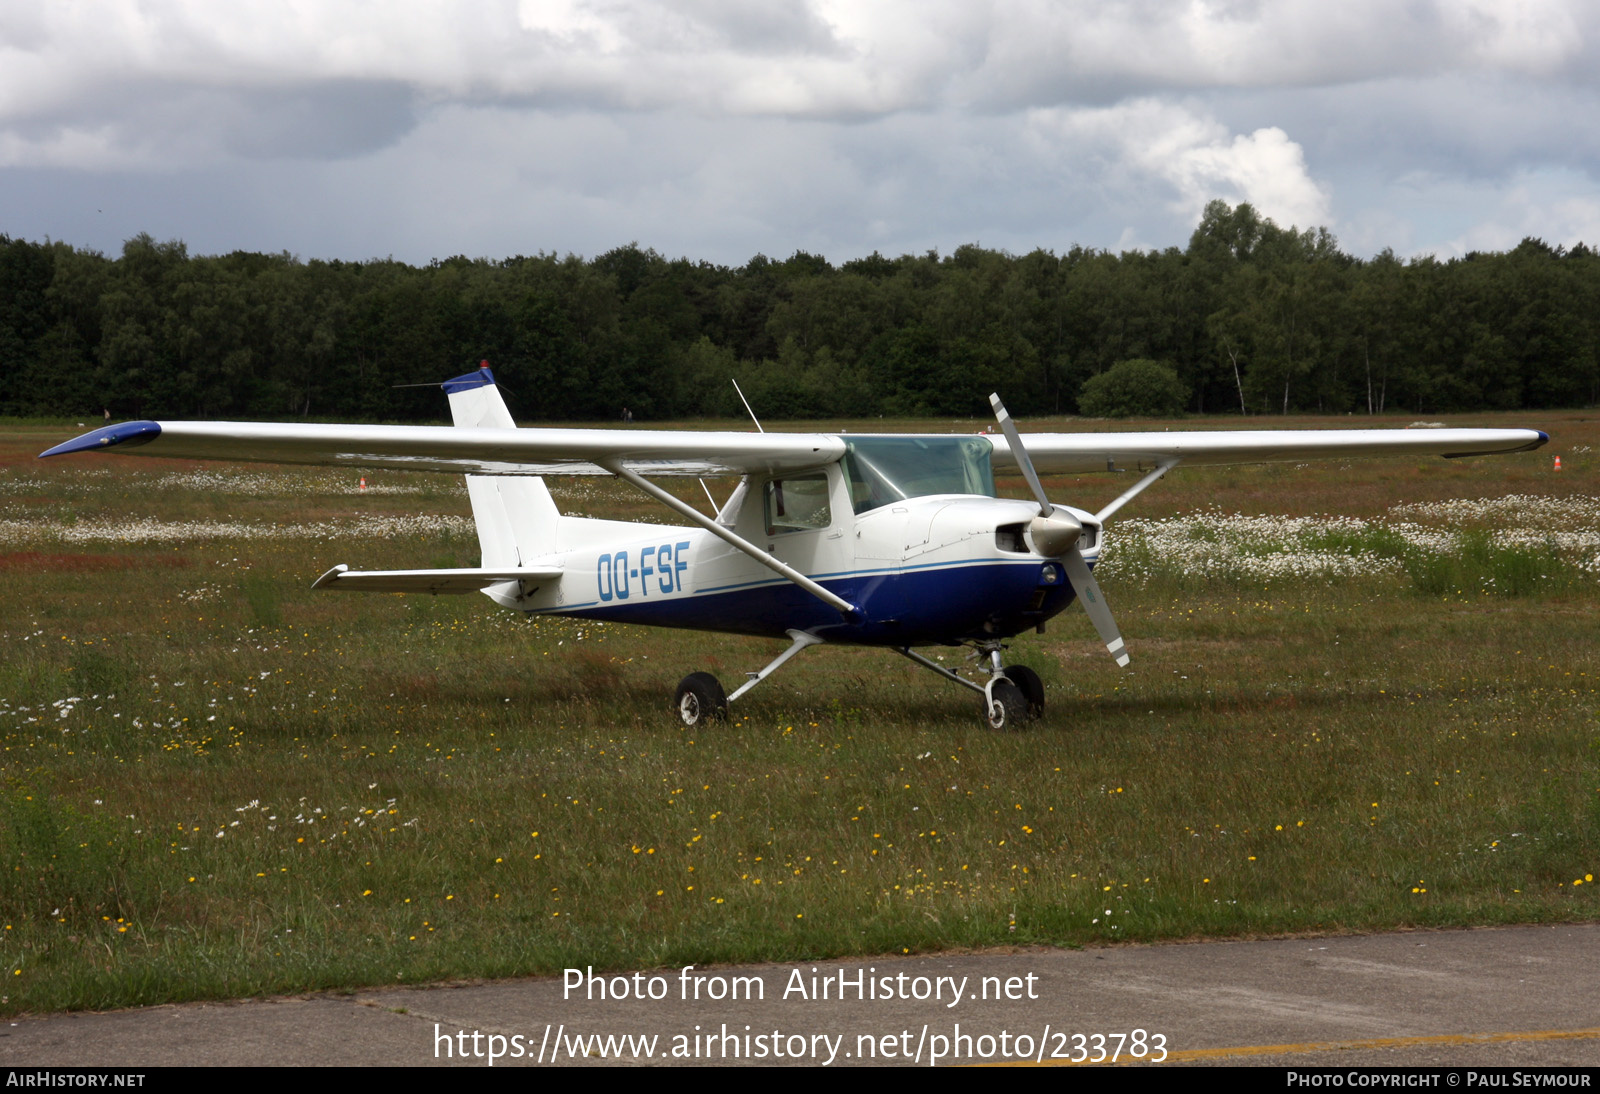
[42,419,1546,478]
[986,426,1548,474]
[39,420,845,477]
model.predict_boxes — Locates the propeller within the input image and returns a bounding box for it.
[989,393,1130,668]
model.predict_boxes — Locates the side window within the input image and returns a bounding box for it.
[764,475,831,535]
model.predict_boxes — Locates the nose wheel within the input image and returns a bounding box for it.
[1005,665,1045,720]
[894,645,1047,729]
[985,679,1029,730]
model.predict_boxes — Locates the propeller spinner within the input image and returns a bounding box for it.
[989,393,1130,668]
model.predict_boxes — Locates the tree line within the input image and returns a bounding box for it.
[2,200,1596,423]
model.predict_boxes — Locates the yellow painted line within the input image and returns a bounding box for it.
[986,1027,1600,1066]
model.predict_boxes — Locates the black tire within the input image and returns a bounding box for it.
[984,679,1028,731]
[1005,665,1045,720]
[674,672,726,727]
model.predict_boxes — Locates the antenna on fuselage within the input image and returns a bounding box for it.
[731,378,764,433]
[700,479,722,518]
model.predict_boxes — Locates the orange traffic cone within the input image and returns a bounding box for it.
[359,476,367,492]
[1554,457,1562,471]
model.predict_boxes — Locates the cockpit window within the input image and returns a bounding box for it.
[841,436,996,514]
[764,474,832,534]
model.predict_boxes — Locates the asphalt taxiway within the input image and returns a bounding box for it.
[3,924,1596,1067]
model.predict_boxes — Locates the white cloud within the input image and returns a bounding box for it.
[1163,125,1330,230]
[1028,100,1331,231]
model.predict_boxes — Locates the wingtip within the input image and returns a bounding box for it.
[311,564,350,590]
[1443,429,1551,459]
[39,421,161,459]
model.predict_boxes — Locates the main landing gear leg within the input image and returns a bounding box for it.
[673,629,823,728]
[895,643,1044,731]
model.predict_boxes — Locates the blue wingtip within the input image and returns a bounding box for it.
[39,421,162,459]
[441,365,496,394]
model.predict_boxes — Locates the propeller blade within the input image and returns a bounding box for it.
[990,392,1082,552]
[1061,548,1130,668]
[991,392,1127,668]
[988,393,1051,518]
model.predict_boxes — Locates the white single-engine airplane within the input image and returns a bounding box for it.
[42,367,1547,729]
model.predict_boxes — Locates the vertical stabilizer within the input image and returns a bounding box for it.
[442,365,560,565]
[444,364,518,430]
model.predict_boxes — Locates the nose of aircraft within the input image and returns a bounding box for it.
[1028,507,1082,557]
[989,391,1130,669]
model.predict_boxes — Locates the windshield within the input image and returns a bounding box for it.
[841,436,996,514]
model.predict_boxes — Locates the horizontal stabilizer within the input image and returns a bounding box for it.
[312,564,562,595]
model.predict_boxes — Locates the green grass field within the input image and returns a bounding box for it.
[1,410,1596,1015]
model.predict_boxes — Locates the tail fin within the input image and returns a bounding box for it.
[443,364,518,430]
[443,365,560,567]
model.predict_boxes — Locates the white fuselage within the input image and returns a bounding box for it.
[486,462,1097,646]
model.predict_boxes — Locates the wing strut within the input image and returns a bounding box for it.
[1094,459,1179,524]
[603,462,862,623]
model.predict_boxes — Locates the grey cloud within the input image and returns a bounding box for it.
[0,7,52,50]
[14,6,1600,104]
[1,106,1162,264]
[1208,75,1600,182]
[8,3,1598,137]
[0,77,420,167]
[292,106,1215,263]
[956,1,1600,111]
[635,0,844,55]
[6,95,1592,269]
[215,81,421,160]
[2,1,1598,268]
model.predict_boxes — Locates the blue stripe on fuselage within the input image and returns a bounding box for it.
[538,560,1079,645]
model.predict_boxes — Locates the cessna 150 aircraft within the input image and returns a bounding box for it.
[42,367,1547,729]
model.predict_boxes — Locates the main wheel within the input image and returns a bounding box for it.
[674,672,727,727]
[984,679,1028,731]
[1005,665,1045,720]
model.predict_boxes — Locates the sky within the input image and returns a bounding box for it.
[2,1,1597,267]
